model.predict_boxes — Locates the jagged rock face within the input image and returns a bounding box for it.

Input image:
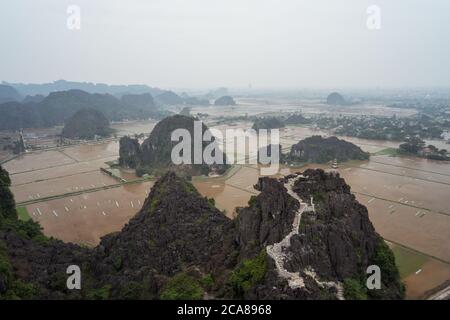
[288,169,378,279]
[62,108,112,139]
[327,92,346,105]
[0,229,90,299]
[119,115,228,176]
[118,136,141,168]
[0,165,90,299]
[289,135,370,163]
[236,177,298,259]
[92,172,237,294]
[0,165,403,300]
[238,169,404,300]
[214,96,236,106]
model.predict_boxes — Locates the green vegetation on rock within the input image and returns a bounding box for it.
[160,273,203,300]
[343,278,367,300]
[229,250,267,298]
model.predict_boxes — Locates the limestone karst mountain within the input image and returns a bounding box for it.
[119,114,229,177]
[288,136,370,164]
[62,108,113,140]
[214,96,236,106]
[326,92,347,106]
[0,89,167,131]
[0,85,21,104]
[0,164,403,300]
[252,117,285,131]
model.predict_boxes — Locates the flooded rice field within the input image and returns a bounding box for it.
[3,149,76,174]
[389,243,450,299]
[11,170,118,203]
[8,156,117,185]
[3,119,449,299]
[60,141,119,162]
[26,181,153,246]
[111,120,157,136]
[193,99,417,118]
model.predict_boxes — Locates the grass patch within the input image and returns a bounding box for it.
[16,207,31,221]
[343,278,368,300]
[373,148,400,157]
[229,250,267,298]
[160,273,203,300]
[105,160,119,168]
[391,245,428,278]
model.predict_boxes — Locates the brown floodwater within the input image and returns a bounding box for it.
[11,171,118,203]
[111,120,157,136]
[193,166,259,218]
[3,119,449,298]
[356,193,450,262]
[339,163,450,215]
[3,150,76,174]
[403,260,450,299]
[9,156,117,186]
[60,141,119,162]
[27,181,153,246]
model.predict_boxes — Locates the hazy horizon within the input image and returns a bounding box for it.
[1,0,450,89]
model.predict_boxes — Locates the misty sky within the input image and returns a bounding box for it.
[1,0,449,89]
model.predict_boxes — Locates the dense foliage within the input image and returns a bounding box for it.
[160,273,203,300]
[0,89,168,131]
[228,250,267,298]
[252,117,285,131]
[62,108,113,139]
[288,135,369,163]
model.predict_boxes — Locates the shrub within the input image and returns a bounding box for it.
[343,278,367,300]
[160,273,203,300]
[86,285,111,300]
[229,250,267,298]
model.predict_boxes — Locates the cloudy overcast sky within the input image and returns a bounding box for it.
[1,0,449,89]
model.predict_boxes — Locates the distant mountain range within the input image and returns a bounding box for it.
[119,114,229,176]
[0,80,221,130]
[2,80,165,98]
[62,108,114,140]
[0,85,22,104]
[288,135,370,163]
[0,89,170,131]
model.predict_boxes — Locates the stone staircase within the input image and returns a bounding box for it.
[266,175,306,289]
[266,174,344,300]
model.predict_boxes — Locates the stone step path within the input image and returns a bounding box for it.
[266,175,306,289]
[266,174,344,300]
[304,268,344,300]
